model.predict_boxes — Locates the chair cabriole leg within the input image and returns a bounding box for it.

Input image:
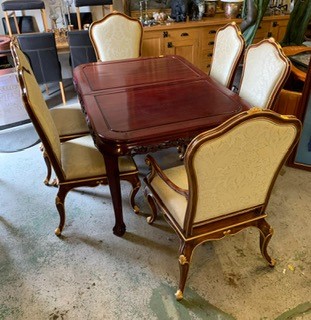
[145,191,158,224]
[258,219,276,267]
[176,242,193,301]
[55,185,70,236]
[128,175,141,214]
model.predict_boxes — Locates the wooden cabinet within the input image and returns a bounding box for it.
[142,15,290,74]
[269,18,288,42]
[142,30,164,57]
[163,28,200,66]
[253,15,289,43]
[200,23,223,73]
[142,26,200,66]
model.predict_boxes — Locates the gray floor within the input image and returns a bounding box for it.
[0,84,311,320]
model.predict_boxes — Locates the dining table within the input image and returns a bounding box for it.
[73,55,252,236]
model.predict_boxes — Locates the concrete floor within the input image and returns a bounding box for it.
[0,80,311,320]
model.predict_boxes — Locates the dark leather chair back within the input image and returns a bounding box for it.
[67,30,97,69]
[1,16,36,35]
[73,0,113,30]
[16,33,62,85]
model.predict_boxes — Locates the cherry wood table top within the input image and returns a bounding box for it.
[73,55,252,236]
[74,55,251,153]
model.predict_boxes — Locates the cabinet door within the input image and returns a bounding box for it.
[164,29,199,65]
[142,31,164,57]
[269,19,288,42]
[253,20,270,43]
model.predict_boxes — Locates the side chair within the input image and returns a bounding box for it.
[209,22,245,89]
[238,37,291,110]
[11,40,89,186]
[67,30,97,69]
[74,0,113,30]
[89,11,143,62]
[16,32,67,105]
[11,44,141,236]
[1,0,48,36]
[144,108,301,300]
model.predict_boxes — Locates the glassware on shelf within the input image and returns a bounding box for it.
[64,0,73,27]
[49,9,59,29]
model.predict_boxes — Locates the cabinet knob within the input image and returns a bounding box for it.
[208,30,216,34]
[208,41,214,45]
[181,32,189,37]
[208,53,213,57]
[163,31,168,38]
[272,21,279,27]
[167,42,173,48]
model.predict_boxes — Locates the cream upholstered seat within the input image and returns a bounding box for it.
[89,11,143,62]
[209,22,245,88]
[144,108,301,301]
[11,40,89,185]
[238,38,291,110]
[11,43,141,236]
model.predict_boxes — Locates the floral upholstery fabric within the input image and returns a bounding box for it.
[50,104,89,136]
[239,41,288,109]
[150,117,298,228]
[90,15,142,62]
[150,165,188,227]
[210,25,244,88]
[61,135,137,180]
[191,118,298,223]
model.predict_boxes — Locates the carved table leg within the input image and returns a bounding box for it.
[104,154,126,236]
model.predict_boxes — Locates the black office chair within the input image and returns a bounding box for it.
[74,0,113,30]
[16,33,66,105]
[67,30,97,69]
[1,0,48,36]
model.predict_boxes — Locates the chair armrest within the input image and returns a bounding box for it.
[145,154,188,199]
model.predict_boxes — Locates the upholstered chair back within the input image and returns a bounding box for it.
[89,12,143,62]
[12,44,63,178]
[67,30,97,69]
[184,110,300,229]
[238,38,290,109]
[209,22,245,88]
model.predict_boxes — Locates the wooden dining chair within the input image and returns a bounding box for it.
[1,0,48,37]
[238,38,291,110]
[12,44,141,236]
[11,40,89,186]
[209,22,245,89]
[89,11,143,62]
[16,32,67,105]
[144,108,301,300]
[74,0,113,30]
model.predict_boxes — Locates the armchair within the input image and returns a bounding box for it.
[144,108,301,300]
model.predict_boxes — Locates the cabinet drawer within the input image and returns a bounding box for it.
[164,28,199,41]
